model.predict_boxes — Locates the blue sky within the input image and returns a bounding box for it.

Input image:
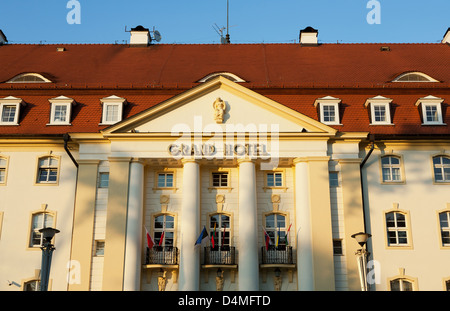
[0,0,449,44]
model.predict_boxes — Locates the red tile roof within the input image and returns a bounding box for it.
[0,43,449,137]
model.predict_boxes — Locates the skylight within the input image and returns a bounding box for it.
[392,72,439,83]
[7,73,52,83]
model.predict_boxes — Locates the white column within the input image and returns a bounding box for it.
[178,159,200,291]
[238,159,259,291]
[123,159,145,291]
[294,158,314,290]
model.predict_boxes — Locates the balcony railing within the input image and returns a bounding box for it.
[261,246,293,265]
[204,246,236,265]
[145,246,179,265]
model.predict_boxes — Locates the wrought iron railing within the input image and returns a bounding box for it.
[145,246,179,265]
[204,246,236,265]
[261,246,293,264]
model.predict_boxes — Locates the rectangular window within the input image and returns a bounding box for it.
[212,172,228,187]
[157,172,174,188]
[30,213,54,247]
[1,105,16,123]
[329,172,339,187]
[381,156,402,182]
[322,105,336,123]
[53,105,68,123]
[373,105,386,122]
[333,239,343,255]
[267,172,283,187]
[94,240,105,256]
[105,104,119,123]
[98,172,109,188]
[425,105,438,122]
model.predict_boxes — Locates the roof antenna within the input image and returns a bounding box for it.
[213,0,234,44]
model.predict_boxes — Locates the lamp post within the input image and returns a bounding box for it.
[351,232,371,291]
[39,227,60,291]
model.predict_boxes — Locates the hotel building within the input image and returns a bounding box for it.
[0,26,449,291]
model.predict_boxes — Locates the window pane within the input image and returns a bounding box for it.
[392,168,401,181]
[433,157,441,165]
[276,215,285,228]
[266,214,275,228]
[54,105,67,122]
[275,173,282,186]
[267,173,274,186]
[2,106,16,122]
[440,213,449,228]
[374,105,386,122]
[0,169,5,183]
[98,173,109,188]
[390,280,400,291]
[381,157,390,165]
[443,157,450,165]
[44,214,53,228]
[329,172,339,187]
[425,105,438,122]
[166,174,173,187]
[402,280,413,291]
[390,157,400,165]
[154,216,164,228]
[386,213,395,227]
[105,105,119,122]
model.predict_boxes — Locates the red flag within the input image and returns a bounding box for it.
[159,231,165,246]
[263,226,271,251]
[211,223,216,248]
[145,227,154,249]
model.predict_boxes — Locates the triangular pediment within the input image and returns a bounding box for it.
[102,76,337,136]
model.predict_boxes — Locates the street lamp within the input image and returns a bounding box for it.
[351,232,371,291]
[39,227,60,291]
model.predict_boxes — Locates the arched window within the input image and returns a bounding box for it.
[438,211,450,247]
[390,278,414,291]
[385,211,409,246]
[392,72,438,82]
[381,155,402,182]
[153,213,175,249]
[29,211,55,247]
[433,156,450,183]
[7,73,52,83]
[36,156,59,184]
[265,213,289,249]
[209,213,231,250]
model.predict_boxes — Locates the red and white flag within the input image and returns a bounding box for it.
[145,226,154,249]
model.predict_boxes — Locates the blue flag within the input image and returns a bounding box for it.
[195,226,209,246]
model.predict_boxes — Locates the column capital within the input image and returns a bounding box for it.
[237,157,256,165]
[130,157,146,165]
[181,157,201,165]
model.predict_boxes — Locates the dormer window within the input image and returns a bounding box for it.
[198,72,246,83]
[100,95,126,125]
[392,72,439,83]
[48,96,75,125]
[7,73,52,83]
[415,95,445,125]
[314,96,341,125]
[0,96,24,125]
[365,96,393,125]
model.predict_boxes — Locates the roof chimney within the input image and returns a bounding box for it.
[299,26,318,46]
[442,27,450,44]
[0,30,7,46]
[129,25,151,47]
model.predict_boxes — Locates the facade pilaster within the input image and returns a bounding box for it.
[68,159,100,291]
[123,158,145,291]
[178,158,201,291]
[102,157,132,291]
[237,158,259,291]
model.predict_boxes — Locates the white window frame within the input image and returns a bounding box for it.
[29,211,55,248]
[415,96,445,125]
[36,156,60,184]
[432,155,450,183]
[0,156,9,185]
[438,211,450,247]
[48,96,74,125]
[392,72,439,83]
[212,171,229,187]
[385,211,410,247]
[314,96,341,125]
[152,213,176,248]
[100,95,126,125]
[365,96,393,125]
[381,155,403,183]
[0,96,24,125]
[7,73,52,83]
[209,213,232,250]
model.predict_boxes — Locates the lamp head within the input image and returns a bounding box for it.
[351,232,371,247]
[39,227,60,243]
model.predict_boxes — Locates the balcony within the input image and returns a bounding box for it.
[145,246,179,265]
[203,246,236,265]
[261,246,294,265]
